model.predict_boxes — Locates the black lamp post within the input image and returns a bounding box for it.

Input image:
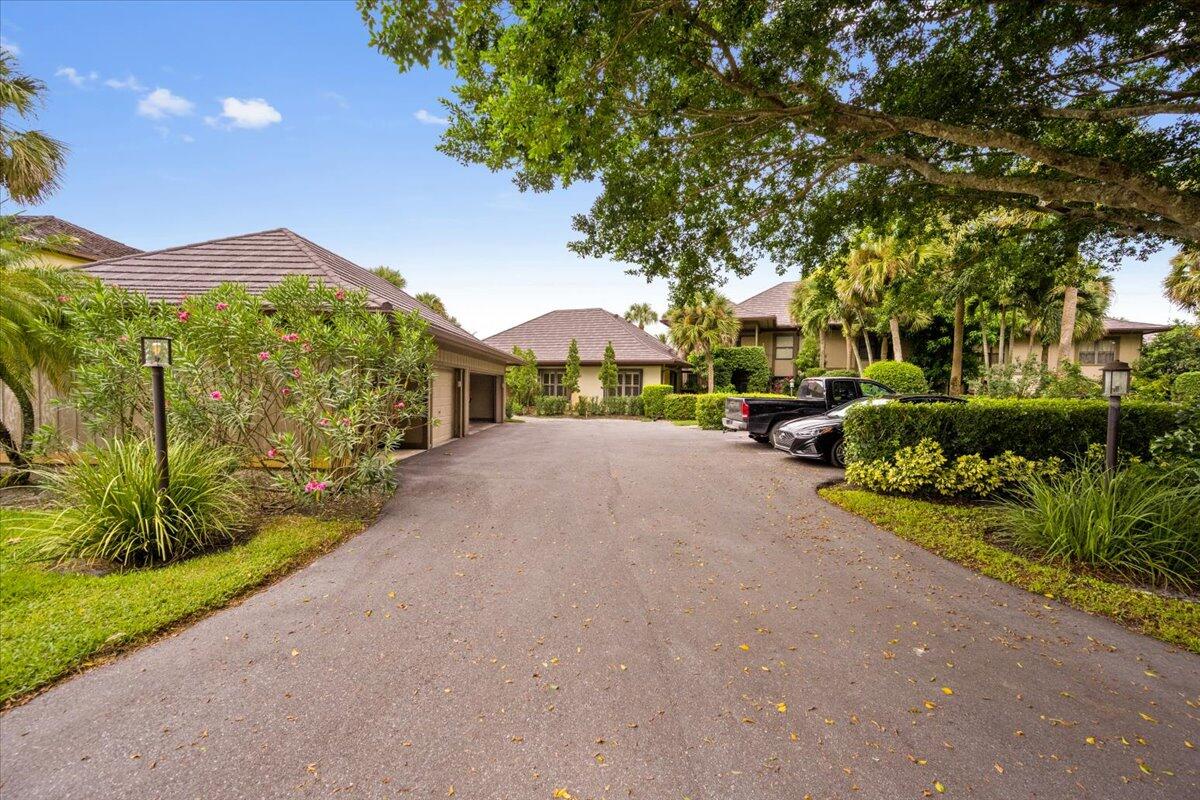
[1100,359,1131,472]
[140,336,173,491]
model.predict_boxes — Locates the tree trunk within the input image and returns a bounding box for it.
[997,308,1006,366]
[1008,309,1016,364]
[950,296,965,395]
[0,369,35,485]
[889,317,903,361]
[879,334,889,361]
[844,327,854,370]
[1056,285,1079,371]
[818,329,826,368]
[706,353,715,393]
[981,320,990,371]
[0,420,31,486]
[862,329,875,365]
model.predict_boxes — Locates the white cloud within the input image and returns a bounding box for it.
[414,108,449,126]
[180,133,195,143]
[56,66,98,87]
[105,75,145,92]
[320,90,349,109]
[137,87,194,119]
[210,97,282,130]
[0,37,19,56]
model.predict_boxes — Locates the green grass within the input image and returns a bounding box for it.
[1,508,362,704]
[819,487,1200,653]
[670,419,699,427]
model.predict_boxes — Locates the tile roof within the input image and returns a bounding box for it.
[18,215,142,260]
[484,308,686,365]
[1101,316,1173,335]
[733,281,797,328]
[81,228,517,364]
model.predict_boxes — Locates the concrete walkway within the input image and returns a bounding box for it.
[2,419,1197,798]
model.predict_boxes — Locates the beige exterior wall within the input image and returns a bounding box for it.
[564,364,663,398]
[1007,332,1145,379]
[736,325,854,375]
[27,249,92,270]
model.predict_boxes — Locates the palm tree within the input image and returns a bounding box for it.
[0,218,81,482]
[624,302,658,329]
[1165,249,1200,313]
[842,233,935,361]
[372,265,407,291]
[415,291,460,326]
[1,52,68,204]
[665,289,741,392]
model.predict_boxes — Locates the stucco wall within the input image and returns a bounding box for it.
[736,326,854,374]
[569,365,663,398]
[1007,333,1145,379]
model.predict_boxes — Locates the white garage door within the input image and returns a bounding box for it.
[431,367,455,446]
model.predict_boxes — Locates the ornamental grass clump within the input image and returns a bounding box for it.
[997,465,1200,592]
[42,438,247,567]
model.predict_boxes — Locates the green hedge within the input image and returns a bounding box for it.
[641,384,674,420]
[711,346,771,392]
[694,392,794,430]
[535,395,569,416]
[863,360,927,393]
[1174,372,1200,404]
[845,398,1179,463]
[663,394,697,421]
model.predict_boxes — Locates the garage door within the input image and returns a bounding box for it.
[430,367,455,446]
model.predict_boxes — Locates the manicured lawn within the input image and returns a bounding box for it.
[670,419,699,426]
[819,486,1200,654]
[0,508,362,704]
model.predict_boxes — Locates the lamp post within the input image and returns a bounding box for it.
[1101,360,1131,473]
[140,337,173,491]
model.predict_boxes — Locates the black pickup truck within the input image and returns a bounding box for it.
[722,376,892,442]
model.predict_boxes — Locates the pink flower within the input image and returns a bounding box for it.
[280,386,292,396]
[318,418,330,427]
[281,332,299,343]
[393,400,406,410]
[258,351,271,362]
[301,342,313,353]
[56,295,70,303]
[117,335,129,344]
[292,368,302,378]
[178,310,190,322]
[340,417,351,426]
[266,448,278,459]
[210,390,223,400]
[304,480,328,494]
[334,289,346,301]
[215,302,229,311]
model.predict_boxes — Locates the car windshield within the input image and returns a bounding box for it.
[828,396,893,418]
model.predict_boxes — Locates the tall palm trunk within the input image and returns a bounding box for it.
[844,325,854,370]
[879,334,889,361]
[889,317,903,361]
[818,329,826,368]
[997,308,1006,366]
[1056,285,1079,371]
[706,351,715,393]
[950,296,965,395]
[861,328,875,365]
[0,365,34,485]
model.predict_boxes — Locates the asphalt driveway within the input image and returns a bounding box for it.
[2,418,1197,798]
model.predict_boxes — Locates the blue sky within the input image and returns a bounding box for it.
[1,0,1191,338]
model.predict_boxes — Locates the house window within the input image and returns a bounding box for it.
[740,333,757,347]
[614,370,643,397]
[539,370,565,396]
[1079,339,1117,365]
[773,332,796,375]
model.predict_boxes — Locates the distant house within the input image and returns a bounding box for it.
[2,228,516,453]
[732,281,853,380]
[485,308,688,396]
[1007,317,1173,379]
[16,215,141,267]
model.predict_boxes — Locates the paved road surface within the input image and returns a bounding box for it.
[2,419,1197,798]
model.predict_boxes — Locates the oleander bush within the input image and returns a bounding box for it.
[641,384,674,420]
[862,360,927,393]
[997,464,1200,591]
[1174,371,1200,404]
[40,438,247,566]
[663,393,697,421]
[845,397,1178,463]
[694,392,794,430]
[534,395,569,416]
[845,438,1061,499]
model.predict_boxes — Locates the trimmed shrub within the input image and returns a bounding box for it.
[695,392,794,430]
[708,346,771,392]
[844,398,1179,463]
[997,465,1200,591]
[42,438,247,567]
[823,369,858,378]
[1174,371,1200,404]
[663,393,697,421]
[534,395,568,416]
[573,396,604,417]
[641,384,674,420]
[845,438,1060,499]
[863,361,927,393]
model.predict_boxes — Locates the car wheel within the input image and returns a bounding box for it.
[750,434,768,443]
[829,437,846,467]
[762,422,781,445]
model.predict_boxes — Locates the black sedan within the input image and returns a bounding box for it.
[771,394,964,467]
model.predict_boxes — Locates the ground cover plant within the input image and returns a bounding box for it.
[820,487,1200,653]
[0,507,364,703]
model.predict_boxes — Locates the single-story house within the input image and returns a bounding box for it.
[484,308,688,397]
[2,228,517,451]
[732,281,854,379]
[17,214,142,267]
[1007,317,1173,379]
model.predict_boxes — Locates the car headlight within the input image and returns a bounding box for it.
[809,425,836,436]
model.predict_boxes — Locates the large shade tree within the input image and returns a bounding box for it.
[360,1,1199,293]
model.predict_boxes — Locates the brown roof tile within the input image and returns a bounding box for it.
[1101,316,1173,335]
[485,308,685,365]
[81,228,517,364]
[18,215,141,260]
[733,281,797,328]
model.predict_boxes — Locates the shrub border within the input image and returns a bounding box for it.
[819,485,1200,653]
